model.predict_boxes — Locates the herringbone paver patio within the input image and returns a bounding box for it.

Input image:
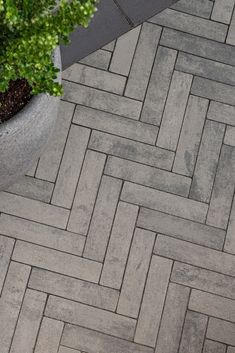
[1,0,235,352]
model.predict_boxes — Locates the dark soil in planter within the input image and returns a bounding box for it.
[0,79,32,124]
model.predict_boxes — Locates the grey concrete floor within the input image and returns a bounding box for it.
[1,0,235,352]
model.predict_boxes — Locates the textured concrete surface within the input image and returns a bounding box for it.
[1,0,235,352]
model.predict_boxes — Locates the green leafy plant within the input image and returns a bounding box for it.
[0,0,97,96]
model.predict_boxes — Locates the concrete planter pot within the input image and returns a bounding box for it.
[0,47,61,190]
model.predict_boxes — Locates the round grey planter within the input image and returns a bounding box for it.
[0,48,61,190]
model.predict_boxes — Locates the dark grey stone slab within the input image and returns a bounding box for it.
[61,0,178,69]
[61,0,130,69]
[115,0,179,25]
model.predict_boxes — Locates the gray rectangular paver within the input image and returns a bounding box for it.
[227,10,235,45]
[0,235,14,293]
[207,318,235,346]
[189,289,235,322]
[141,46,177,125]
[155,235,235,277]
[208,101,235,126]
[62,325,154,353]
[135,256,172,347]
[59,347,81,353]
[105,156,191,197]
[79,49,111,70]
[206,145,235,229]
[121,182,208,222]
[100,202,138,289]
[171,0,213,18]
[151,8,227,42]
[225,197,235,254]
[67,150,106,235]
[13,241,102,283]
[228,347,235,353]
[125,23,162,101]
[160,28,235,67]
[10,289,47,353]
[51,125,90,209]
[179,311,207,353]
[6,176,54,203]
[34,318,64,353]
[29,268,119,311]
[102,40,116,52]
[110,26,141,76]
[117,228,155,319]
[102,40,116,51]
[36,101,74,182]
[212,0,235,24]
[137,208,225,250]
[224,126,235,146]
[0,192,69,229]
[45,296,136,340]
[0,213,85,256]
[157,71,193,151]
[73,105,159,144]
[190,120,225,203]
[172,262,235,300]
[63,63,126,94]
[63,80,142,120]
[89,130,174,170]
[83,176,122,262]
[0,262,30,353]
[176,52,235,86]
[203,340,226,353]
[26,160,38,177]
[191,77,235,106]
[155,283,190,353]
[173,95,208,176]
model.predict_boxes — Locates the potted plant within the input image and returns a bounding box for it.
[0,0,97,190]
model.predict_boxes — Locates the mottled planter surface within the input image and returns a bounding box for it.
[0,48,61,190]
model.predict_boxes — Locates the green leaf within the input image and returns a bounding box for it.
[0,0,98,96]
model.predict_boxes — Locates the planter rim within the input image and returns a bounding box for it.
[0,47,60,137]
[0,47,61,191]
